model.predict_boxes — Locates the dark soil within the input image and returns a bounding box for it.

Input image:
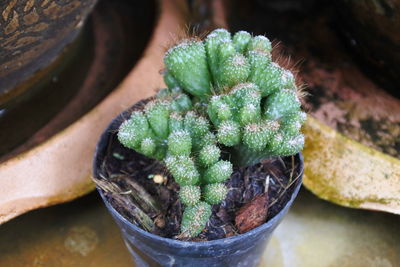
[95,115,302,241]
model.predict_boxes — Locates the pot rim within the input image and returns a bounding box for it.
[93,101,304,247]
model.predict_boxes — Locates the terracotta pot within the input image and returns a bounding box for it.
[335,0,400,98]
[0,0,188,224]
[0,0,156,159]
[223,0,400,214]
[0,0,98,100]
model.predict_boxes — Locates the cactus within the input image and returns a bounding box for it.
[118,29,305,238]
[181,202,212,237]
[118,93,232,238]
[164,29,305,167]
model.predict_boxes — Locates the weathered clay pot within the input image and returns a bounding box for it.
[0,0,156,158]
[0,0,187,224]
[335,0,400,98]
[223,0,400,214]
[0,0,97,97]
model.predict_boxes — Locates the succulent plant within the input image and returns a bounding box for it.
[164,29,305,167]
[118,97,231,237]
[118,29,305,238]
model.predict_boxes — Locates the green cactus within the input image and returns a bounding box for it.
[203,183,228,204]
[164,28,305,166]
[181,202,212,237]
[117,29,305,238]
[118,98,232,237]
[167,130,192,156]
[203,160,233,184]
[164,40,211,98]
[217,120,241,146]
[179,185,201,206]
[232,31,252,53]
[198,144,220,167]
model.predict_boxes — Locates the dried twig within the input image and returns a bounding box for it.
[268,164,302,209]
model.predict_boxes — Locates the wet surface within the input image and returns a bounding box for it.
[262,190,400,267]
[0,189,399,266]
[0,193,132,267]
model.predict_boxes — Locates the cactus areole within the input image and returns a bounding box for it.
[117,29,305,238]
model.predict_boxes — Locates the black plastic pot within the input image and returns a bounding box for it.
[93,102,303,267]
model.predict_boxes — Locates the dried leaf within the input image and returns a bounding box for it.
[235,193,268,233]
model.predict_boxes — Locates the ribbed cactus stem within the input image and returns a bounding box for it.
[181,202,212,238]
[179,185,201,206]
[229,144,274,167]
[203,160,233,184]
[217,120,241,146]
[197,132,217,148]
[249,62,283,97]
[247,35,272,53]
[118,111,149,149]
[205,29,231,82]
[217,41,236,64]
[264,89,301,120]
[140,137,156,157]
[232,31,251,53]
[217,54,250,89]
[199,144,221,167]
[164,40,211,98]
[239,104,260,125]
[169,112,184,132]
[163,70,180,90]
[203,183,228,204]
[167,130,192,156]
[164,155,200,186]
[144,100,170,139]
[243,122,273,151]
[171,94,192,113]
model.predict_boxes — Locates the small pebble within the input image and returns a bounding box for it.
[155,216,166,228]
[112,152,125,160]
[153,174,166,184]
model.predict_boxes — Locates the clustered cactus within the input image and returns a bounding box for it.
[118,29,305,238]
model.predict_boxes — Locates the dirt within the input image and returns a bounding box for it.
[95,121,302,241]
